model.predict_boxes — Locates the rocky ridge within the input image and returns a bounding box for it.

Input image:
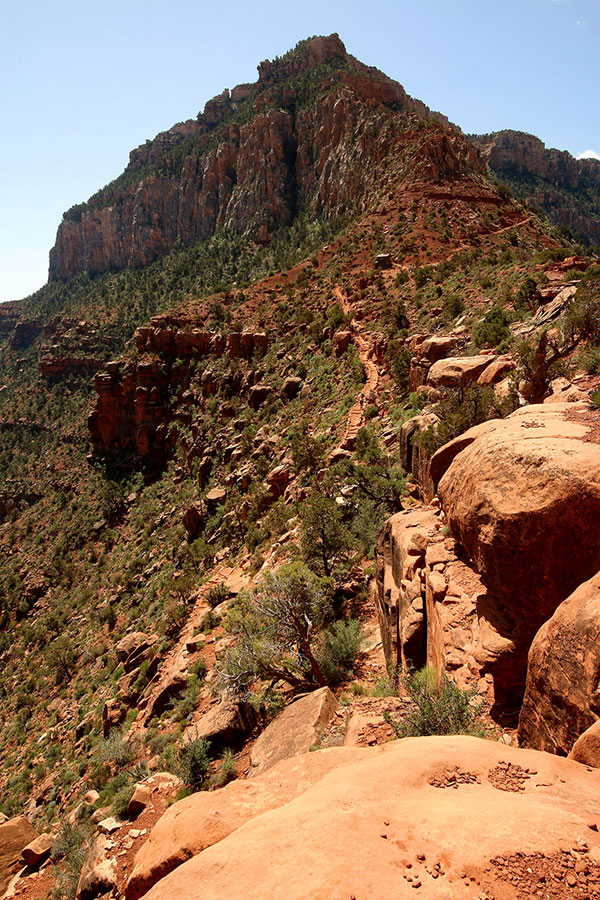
[473,130,600,244]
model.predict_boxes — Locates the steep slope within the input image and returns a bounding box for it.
[472,129,600,245]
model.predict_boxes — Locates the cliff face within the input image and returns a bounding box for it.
[48,34,467,281]
[472,130,600,244]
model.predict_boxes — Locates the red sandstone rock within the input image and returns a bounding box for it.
[426,354,495,388]
[438,403,600,706]
[138,736,600,900]
[0,817,37,894]
[187,697,257,750]
[125,746,374,900]
[333,330,352,356]
[128,783,152,818]
[20,832,53,868]
[183,504,204,539]
[249,687,339,777]
[569,720,600,768]
[519,571,600,755]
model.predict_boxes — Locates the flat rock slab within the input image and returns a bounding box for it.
[139,735,600,900]
[125,746,375,900]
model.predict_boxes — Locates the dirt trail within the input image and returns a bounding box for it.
[333,286,381,452]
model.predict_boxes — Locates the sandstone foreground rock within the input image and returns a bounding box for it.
[138,736,600,900]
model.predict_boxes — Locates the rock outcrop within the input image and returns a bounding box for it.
[135,736,600,900]
[519,570,600,755]
[437,402,600,706]
[374,505,493,704]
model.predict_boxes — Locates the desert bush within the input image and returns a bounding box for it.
[206,582,228,608]
[98,731,133,768]
[220,562,334,692]
[576,344,600,374]
[415,384,511,456]
[317,619,363,684]
[176,730,211,791]
[210,748,238,789]
[300,494,356,578]
[50,821,91,900]
[389,667,484,738]
[473,306,511,347]
[110,783,135,820]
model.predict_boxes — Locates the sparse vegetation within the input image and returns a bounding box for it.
[387,667,484,738]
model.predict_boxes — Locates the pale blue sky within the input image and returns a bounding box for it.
[1,0,598,303]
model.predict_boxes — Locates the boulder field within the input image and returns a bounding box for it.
[131,736,600,900]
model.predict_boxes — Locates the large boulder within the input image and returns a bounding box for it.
[569,720,600,768]
[20,832,53,868]
[519,571,600,754]
[139,736,600,900]
[125,746,374,900]
[249,687,339,777]
[0,816,37,894]
[426,354,494,388]
[187,697,257,750]
[77,835,117,900]
[438,402,600,705]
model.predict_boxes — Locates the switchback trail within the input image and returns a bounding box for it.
[333,286,381,452]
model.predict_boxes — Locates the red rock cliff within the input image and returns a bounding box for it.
[49,35,469,280]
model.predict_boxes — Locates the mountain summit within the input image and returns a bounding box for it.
[49,34,462,280]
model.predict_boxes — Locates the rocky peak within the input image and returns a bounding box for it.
[257,34,348,87]
[48,35,467,282]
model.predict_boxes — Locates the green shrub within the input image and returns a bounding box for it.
[473,305,511,347]
[415,384,508,456]
[371,674,397,697]
[576,344,600,375]
[444,293,464,320]
[98,731,132,767]
[317,620,363,685]
[210,749,238,789]
[176,731,211,791]
[111,783,135,820]
[50,821,91,900]
[364,404,378,421]
[206,582,228,608]
[389,667,484,738]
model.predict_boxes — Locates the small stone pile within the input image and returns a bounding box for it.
[488,760,535,792]
[428,766,480,789]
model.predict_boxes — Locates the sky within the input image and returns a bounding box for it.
[1,0,598,304]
